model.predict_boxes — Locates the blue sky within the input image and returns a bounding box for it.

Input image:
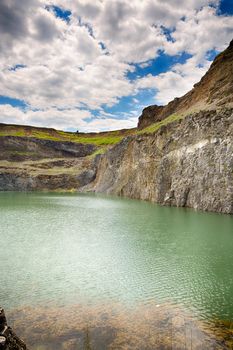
[219,0,233,14]
[0,0,233,131]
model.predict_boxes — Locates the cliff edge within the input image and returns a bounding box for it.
[138,40,233,128]
[0,41,233,214]
[88,41,233,214]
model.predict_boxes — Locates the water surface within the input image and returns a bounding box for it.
[0,192,233,348]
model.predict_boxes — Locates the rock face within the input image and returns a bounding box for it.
[0,136,96,162]
[0,308,27,350]
[138,105,165,129]
[0,137,98,191]
[0,41,232,214]
[0,157,98,191]
[138,99,180,129]
[89,108,233,214]
[86,41,233,214]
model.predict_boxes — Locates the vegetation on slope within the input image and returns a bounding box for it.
[0,123,135,146]
[1,40,232,153]
[0,113,184,151]
[137,114,183,134]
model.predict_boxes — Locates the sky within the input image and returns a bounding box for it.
[0,0,233,132]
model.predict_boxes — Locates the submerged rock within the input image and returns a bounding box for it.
[8,303,232,350]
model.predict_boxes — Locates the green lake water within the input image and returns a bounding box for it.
[0,192,233,349]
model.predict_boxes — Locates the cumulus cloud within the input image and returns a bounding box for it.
[0,0,232,131]
[0,104,138,132]
[0,0,34,39]
[164,6,233,59]
[136,57,211,104]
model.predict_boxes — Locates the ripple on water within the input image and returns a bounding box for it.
[1,193,233,348]
[8,302,233,350]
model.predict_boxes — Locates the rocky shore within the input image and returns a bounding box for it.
[0,309,27,350]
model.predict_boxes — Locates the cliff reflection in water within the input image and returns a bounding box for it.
[8,302,233,350]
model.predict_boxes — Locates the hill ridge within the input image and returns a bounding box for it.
[138,39,233,128]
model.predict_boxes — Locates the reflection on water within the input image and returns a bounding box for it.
[8,302,233,349]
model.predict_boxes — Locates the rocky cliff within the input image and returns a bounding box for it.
[0,136,96,162]
[87,41,233,214]
[138,39,233,129]
[88,108,233,214]
[0,136,99,191]
[0,125,124,191]
[0,157,99,191]
[0,41,232,214]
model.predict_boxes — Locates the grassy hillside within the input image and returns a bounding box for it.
[1,41,232,151]
[0,123,136,146]
[0,113,185,145]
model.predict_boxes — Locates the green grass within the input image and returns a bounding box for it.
[66,135,123,145]
[0,130,25,137]
[136,114,184,135]
[87,147,108,158]
[0,125,126,146]
[0,113,184,150]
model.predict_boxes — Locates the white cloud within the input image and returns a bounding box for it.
[136,56,211,104]
[0,104,90,129]
[164,6,233,60]
[0,0,232,130]
[0,104,138,132]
